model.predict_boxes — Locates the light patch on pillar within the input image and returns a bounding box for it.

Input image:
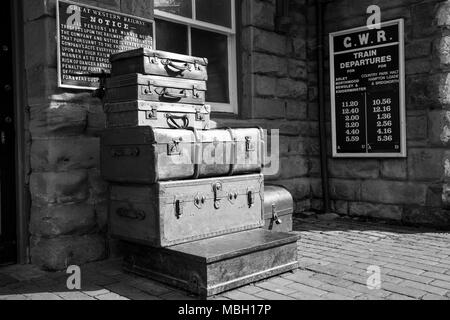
[441,111,450,143]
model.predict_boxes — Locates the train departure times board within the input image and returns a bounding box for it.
[329,19,406,158]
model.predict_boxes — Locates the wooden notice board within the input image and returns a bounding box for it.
[329,19,406,158]
[57,0,154,90]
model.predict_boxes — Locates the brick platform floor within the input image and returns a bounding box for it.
[1,216,449,300]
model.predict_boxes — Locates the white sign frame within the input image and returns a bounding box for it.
[329,19,406,158]
[56,0,156,90]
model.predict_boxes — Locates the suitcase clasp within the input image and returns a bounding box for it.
[245,136,255,152]
[272,204,282,225]
[195,108,205,121]
[175,198,184,219]
[143,81,155,95]
[247,188,255,208]
[145,106,158,119]
[167,138,183,156]
[213,182,225,209]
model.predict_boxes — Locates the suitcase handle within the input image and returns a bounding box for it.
[156,87,188,100]
[163,59,192,72]
[116,207,146,221]
[166,114,190,129]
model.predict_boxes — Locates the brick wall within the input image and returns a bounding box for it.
[307,0,450,227]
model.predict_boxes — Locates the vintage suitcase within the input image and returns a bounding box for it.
[109,174,265,247]
[110,48,208,81]
[123,229,300,297]
[264,185,294,233]
[104,101,211,130]
[101,127,264,183]
[105,74,207,105]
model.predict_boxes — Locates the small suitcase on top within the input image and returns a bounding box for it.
[110,48,208,81]
[104,74,207,105]
[104,101,211,130]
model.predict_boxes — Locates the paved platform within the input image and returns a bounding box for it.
[1,216,449,300]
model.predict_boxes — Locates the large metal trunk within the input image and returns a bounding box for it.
[263,185,294,233]
[110,48,208,81]
[104,101,211,130]
[101,127,264,183]
[105,74,207,105]
[123,229,300,297]
[109,174,265,247]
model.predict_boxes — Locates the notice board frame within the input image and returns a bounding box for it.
[56,0,155,90]
[329,19,406,158]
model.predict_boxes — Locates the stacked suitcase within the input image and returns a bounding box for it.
[101,48,299,297]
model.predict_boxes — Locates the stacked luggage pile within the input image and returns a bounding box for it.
[100,48,299,297]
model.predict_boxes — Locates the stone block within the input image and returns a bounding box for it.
[88,168,109,204]
[242,0,275,30]
[253,52,288,77]
[23,0,57,21]
[348,202,403,221]
[331,200,348,215]
[406,111,427,140]
[361,180,428,205]
[406,76,439,110]
[380,159,407,180]
[24,17,57,69]
[279,156,310,179]
[309,156,321,177]
[94,201,108,232]
[254,75,277,97]
[120,0,154,19]
[288,59,307,80]
[253,28,287,56]
[408,148,444,181]
[328,159,379,179]
[31,137,100,172]
[30,170,89,206]
[402,207,450,228]
[87,104,106,136]
[428,110,450,145]
[30,234,106,271]
[30,204,97,237]
[288,137,320,156]
[252,98,285,119]
[436,1,450,27]
[286,100,307,120]
[276,78,307,99]
[434,36,450,67]
[329,179,361,201]
[405,59,432,75]
[29,103,88,138]
[26,67,61,106]
[426,182,444,207]
[405,39,432,60]
[411,2,439,39]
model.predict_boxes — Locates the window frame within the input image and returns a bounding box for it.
[154,0,238,114]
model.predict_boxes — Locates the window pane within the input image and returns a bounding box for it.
[154,0,192,18]
[195,0,231,28]
[155,19,188,54]
[192,28,229,103]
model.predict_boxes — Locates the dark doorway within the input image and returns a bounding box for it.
[0,0,17,265]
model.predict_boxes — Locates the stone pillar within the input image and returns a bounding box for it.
[22,0,153,270]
